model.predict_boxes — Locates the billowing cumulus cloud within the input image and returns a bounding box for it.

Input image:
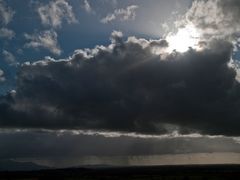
[24,30,61,55]
[0,31,240,136]
[37,0,77,28]
[101,5,138,24]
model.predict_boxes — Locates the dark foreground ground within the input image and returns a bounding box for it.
[1,164,240,180]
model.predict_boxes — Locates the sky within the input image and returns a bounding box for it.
[1,0,240,167]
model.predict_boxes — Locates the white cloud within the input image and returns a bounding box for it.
[180,0,240,40]
[0,0,14,25]
[110,30,123,43]
[101,5,138,24]
[0,69,6,82]
[83,0,93,14]
[2,50,17,65]
[37,0,77,28]
[24,30,61,55]
[0,27,15,39]
[0,0,15,40]
[0,128,225,140]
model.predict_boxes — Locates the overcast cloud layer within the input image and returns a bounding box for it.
[1,129,240,160]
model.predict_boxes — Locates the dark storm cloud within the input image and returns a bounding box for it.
[0,32,240,136]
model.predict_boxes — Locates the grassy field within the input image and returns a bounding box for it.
[0,164,240,179]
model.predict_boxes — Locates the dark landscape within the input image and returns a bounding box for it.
[1,165,240,180]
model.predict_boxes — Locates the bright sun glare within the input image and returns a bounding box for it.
[166,25,200,53]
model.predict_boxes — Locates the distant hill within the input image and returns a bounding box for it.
[0,160,49,171]
[1,164,240,179]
